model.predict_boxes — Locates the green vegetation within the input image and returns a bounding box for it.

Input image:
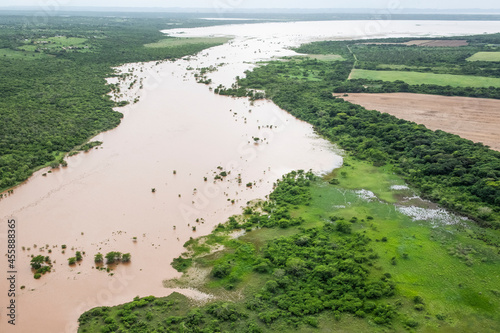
[30,255,52,278]
[293,34,500,99]
[467,52,500,62]
[94,253,103,264]
[295,54,345,61]
[0,15,229,191]
[79,141,102,152]
[121,253,131,263]
[79,164,500,332]
[350,69,500,88]
[18,36,91,53]
[79,33,500,332]
[217,36,500,228]
[0,47,47,59]
[105,251,122,264]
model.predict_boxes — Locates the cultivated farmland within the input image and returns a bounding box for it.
[467,52,500,62]
[340,92,500,151]
[349,69,500,88]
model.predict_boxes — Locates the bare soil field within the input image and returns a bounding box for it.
[339,93,500,151]
[405,39,468,47]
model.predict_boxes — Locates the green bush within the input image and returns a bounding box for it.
[211,262,232,279]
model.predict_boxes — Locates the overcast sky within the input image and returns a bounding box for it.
[2,0,500,9]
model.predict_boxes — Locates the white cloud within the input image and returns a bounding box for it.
[2,0,500,9]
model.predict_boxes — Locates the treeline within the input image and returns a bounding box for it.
[0,15,227,190]
[79,170,403,332]
[335,79,500,99]
[219,55,500,228]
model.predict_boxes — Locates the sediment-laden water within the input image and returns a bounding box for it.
[1,20,500,332]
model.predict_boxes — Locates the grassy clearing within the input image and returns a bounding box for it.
[144,37,231,48]
[326,156,405,203]
[376,64,455,72]
[0,48,47,59]
[18,36,90,52]
[350,69,500,88]
[47,36,88,46]
[466,52,500,62]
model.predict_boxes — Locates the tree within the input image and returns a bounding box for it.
[105,251,122,264]
[336,220,352,234]
[122,253,131,262]
[30,255,45,269]
[94,253,103,264]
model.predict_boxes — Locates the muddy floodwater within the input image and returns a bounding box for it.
[2,20,500,333]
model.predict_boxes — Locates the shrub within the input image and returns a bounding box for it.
[329,178,340,185]
[414,304,425,311]
[30,255,45,269]
[413,296,424,304]
[94,253,103,263]
[211,262,232,278]
[336,220,352,234]
[405,318,419,328]
[105,251,122,264]
[121,253,131,262]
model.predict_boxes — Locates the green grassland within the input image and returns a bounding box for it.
[144,37,231,48]
[349,69,500,88]
[0,47,48,59]
[18,36,91,52]
[466,52,500,62]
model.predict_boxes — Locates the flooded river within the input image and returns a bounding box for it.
[1,20,500,332]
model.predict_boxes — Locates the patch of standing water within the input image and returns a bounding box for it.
[390,185,410,190]
[355,189,378,201]
[396,206,468,226]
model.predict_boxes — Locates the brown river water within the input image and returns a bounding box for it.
[1,20,500,332]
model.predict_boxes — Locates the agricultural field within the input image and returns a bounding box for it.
[340,93,500,151]
[349,69,500,88]
[405,39,469,47]
[467,52,500,62]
